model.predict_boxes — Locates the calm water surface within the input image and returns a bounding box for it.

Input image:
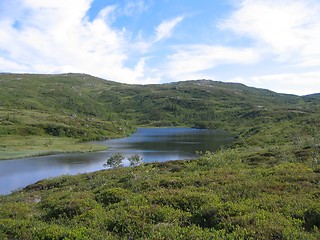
[0,128,234,195]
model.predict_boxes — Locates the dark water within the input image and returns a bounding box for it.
[0,128,234,195]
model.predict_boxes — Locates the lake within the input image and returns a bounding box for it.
[0,127,234,195]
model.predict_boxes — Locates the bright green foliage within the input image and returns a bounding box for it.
[0,135,107,160]
[41,191,99,220]
[1,146,320,239]
[1,73,320,238]
[95,187,132,206]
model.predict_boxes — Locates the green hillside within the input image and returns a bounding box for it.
[0,73,320,239]
[0,73,305,134]
[0,74,311,146]
[0,73,313,159]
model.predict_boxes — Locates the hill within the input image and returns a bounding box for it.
[0,73,320,239]
[0,74,312,145]
[304,93,320,101]
[1,73,318,159]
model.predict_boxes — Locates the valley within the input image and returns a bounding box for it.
[0,73,319,239]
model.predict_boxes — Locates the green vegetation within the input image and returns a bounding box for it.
[0,73,320,239]
[104,153,125,169]
[0,73,307,159]
[103,153,144,169]
[128,154,143,166]
[0,148,319,239]
[0,135,107,159]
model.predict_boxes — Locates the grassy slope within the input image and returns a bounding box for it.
[0,73,134,159]
[0,73,320,239]
[0,73,307,158]
[0,135,107,159]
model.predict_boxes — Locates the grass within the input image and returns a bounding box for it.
[1,110,320,239]
[0,135,107,160]
[0,147,319,239]
[0,73,320,239]
[0,73,311,159]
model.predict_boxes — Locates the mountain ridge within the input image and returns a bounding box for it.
[2,72,318,96]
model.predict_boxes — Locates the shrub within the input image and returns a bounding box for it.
[304,207,320,231]
[41,191,99,220]
[32,223,92,240]
[104,153,124,168]
[128,154,143,166]
[0,202,32,220]
[150,189,212,212]
[95,187,131,206]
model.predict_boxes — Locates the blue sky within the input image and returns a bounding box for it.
[1,0,320,95]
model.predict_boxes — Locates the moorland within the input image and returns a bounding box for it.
[0,73,319,239]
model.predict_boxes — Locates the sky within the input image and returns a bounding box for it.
[1,0,320,95]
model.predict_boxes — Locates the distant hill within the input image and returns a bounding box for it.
[304,93,320,99]
[0,73,317,141]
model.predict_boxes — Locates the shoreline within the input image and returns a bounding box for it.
[0,147,108,161]
[0,126,233,160]
[0,135,108,160]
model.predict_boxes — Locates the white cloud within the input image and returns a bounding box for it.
[0,57,28,72]
[0,0,151,83]
[155,16,184,42]
[220,0,320,67]
[1,0,319,96]
[129,16,185,54]
[226,71,320,95]
[0,0,186,84]
[164,45,260,81]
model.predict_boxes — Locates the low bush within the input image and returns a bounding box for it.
[41,191,99,220]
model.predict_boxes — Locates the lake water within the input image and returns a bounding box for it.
[0,128,234,195]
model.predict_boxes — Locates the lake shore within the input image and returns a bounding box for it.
[0,135,108,160]
[0,126,215,160]
[0,127,234,195]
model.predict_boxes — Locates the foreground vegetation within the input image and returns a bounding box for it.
[0,147,319,239]
[0,73,320,239]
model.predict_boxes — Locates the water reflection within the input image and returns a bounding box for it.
[0,128,234,195]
